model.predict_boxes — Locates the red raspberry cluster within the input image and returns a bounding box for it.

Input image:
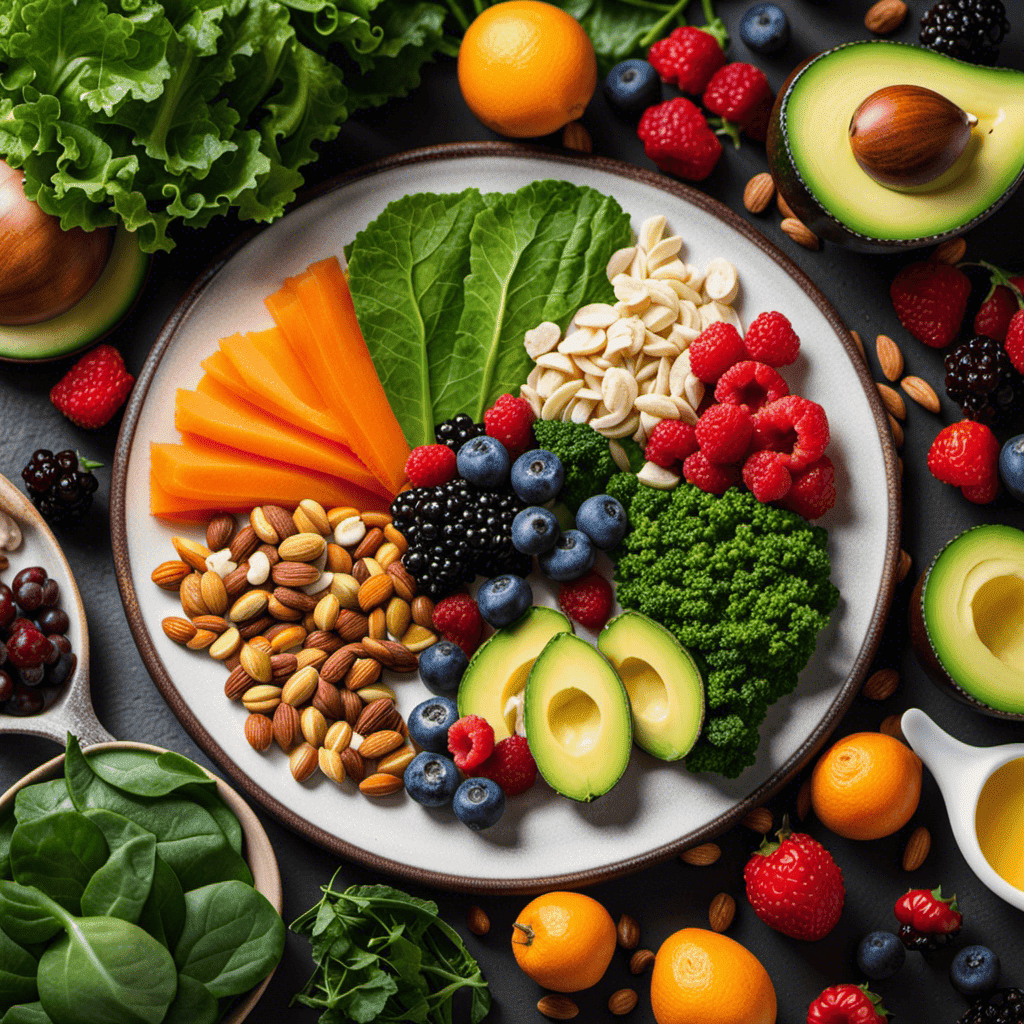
[644,312,835,520]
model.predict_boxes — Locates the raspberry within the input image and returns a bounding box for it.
[558,571,614,630]
[695,403,754,464]
[644,420,698,468]
[701,63,773,133]
[637,98,723,181]
[447,715,495,772]
[715,360,789,413]
[484,394,536,456]
[927,421,1000,488]
[744,311,800,366]
[751,396,830,471]
[689,322,747,383]
[743,450,792,502]
[476,735,538,796]
[682,450,741,494]
[647,25,726,94]
[780,456,836,520]
[404,444,457,487]
[431,593,483,657]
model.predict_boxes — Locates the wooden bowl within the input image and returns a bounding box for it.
[0,741,283,1024]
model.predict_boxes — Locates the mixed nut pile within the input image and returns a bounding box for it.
[153,498,433,796]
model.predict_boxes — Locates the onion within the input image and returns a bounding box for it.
[0,159,112,326]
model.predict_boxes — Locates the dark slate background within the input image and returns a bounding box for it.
[2,1,1024,1020]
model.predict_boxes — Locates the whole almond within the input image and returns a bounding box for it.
[629,949,655,975]
[200,571,228,616]
[342,689,363,727]
[361,637,418,673]
[297,647,329,670]
[374,542,401,569]
[467,906,490,936]
[898,548,912,582]
[341,746,366,782]
[889,413,905,448]
[187,629,217,651]
[880,713,905,742]
[401,623,437,652]
[562,120,592,153]
[209,626,241,661]
[250,507,279,544]
[301,706,328,748]
[901,375,941,414]
[270,653,298,680]
[359,772,404,797]
[358,683,399,707]
[162,617,196,644]
[242,684,282,714]
[278,532,327,563]
[386,561,417,601]
[321,646,359,685]
[781,217,820,250]
[378,744,417,777]
[865,0,907,34]
[337,609,370,642]
[297,498,331,535]
[384,523,407,553]
[709,893,736,933]
[282,665,319,706]
[360,730,404,760]
[273,701,301,752]
[608,989,638,1016]
[312,678,345,721]
[617,913,640,950]
[410,595,434,629]
[274,586,318,612]
[172,536,212,571]
[361,511,392,529]
[206,513,236,552]
[368,607,387,641]
[268,595,303,622]
[777,192,795,219]
[353,527,385,561]
[229,525,260,563]
[902,825,931,871]
[875,334,904,381]
[742,807,773,833]
[230,589,269,627]
[351,559,371,584]
[384,597,412,640]
[192,614,229,634]
[270,625,306,653]
[863,668,899,700]
[152,560,192,591]
[797,778,813,821]
[314,594,341,632]
[264,504,298,542]
[289,742,319,782]
[326,543,353,574]
[258,542,280,567]
[272,561,321,588]
[324,720,353,753]
[849,328,866,360]
[537,995,578,1020]
[179,573,207,618]
[332,573,361,610]
[304,630,343,654]
[346,657,382,691]
[244,714,273,752]
[240,644,272,684]
[250,635,273,653]
[319,747,346,785]
[743,172,775,214]
[356,697,397,736]
[225,666,254,700]
[877,383,906,420]
[223,564,251,598]
[680,843,721,866]
[933,237,966,264]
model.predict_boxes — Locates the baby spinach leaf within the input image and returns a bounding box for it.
[0,883,63,946]
[137,856,186,951]
[161,974,218,1024]
[0,927,38,1013]
[85,750,213,798]
[13,784,73,826]
[9,813,108,914]
[0,814,13,880]
[0,1002,53,1024]
[80,832,156,924]
[37,916,178,1024]
[175,881,285,998]
[178,785,244,857]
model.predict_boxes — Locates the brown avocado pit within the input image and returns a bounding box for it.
[848,85,977,191]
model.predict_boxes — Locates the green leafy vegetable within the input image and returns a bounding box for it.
[292,873,490,1024]
[80,811,156,924]
[0,883,63,948]
[162,975,218,1024]
[136,856,186,950]
[0,926,38,1013]
[0,1002,53,1024]
[178,786,244,857]
[85,750,213,798]
[0,815,13,880]
[12,784,73,826]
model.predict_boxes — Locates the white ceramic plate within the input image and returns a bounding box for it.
[113,144,900,893]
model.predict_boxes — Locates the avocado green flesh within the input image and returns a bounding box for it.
[0,228,148,360]
[457,606,572,741]
[598,611,704,762]
[786,42,1024,240]
[923,525,1024,714]
[524,633,632,803]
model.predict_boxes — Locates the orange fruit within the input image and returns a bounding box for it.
[511,891,616,992]
[811,731,923,840]
[651,928,777,1024]
[457,0,597,137]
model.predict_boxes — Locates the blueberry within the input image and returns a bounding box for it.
[999,434,1024,501]
[511,506,560,555]
[510,449,564,504]
[404,752,461,807]
[603,59,661,120]
[477,574,532,628]
[418,640,469,696]
[739,3,790,54]
[457,436,510,488]
[951,946,1001,997]
[453,776,506,829]
[575,494,628,550]
[856,931,906,981]
[407,696,460,752]
[538,529,595,581]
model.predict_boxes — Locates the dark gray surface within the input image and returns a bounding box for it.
[3,0,1024,1020]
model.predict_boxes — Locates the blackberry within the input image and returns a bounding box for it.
[898,922,958,953]
[21,450,101,524]
[435,414,485,453]
[920,0,1010,65]
[959,989,1024,1024]
[945,335,1023,426]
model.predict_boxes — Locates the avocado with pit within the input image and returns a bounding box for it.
[524,632,632,802]
[598,611,704,761]
[767,41,1024,251]
[457,606,573,741]
[911,525,1024,718]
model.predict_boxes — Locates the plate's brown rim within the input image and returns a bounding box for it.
[111,141,901,895]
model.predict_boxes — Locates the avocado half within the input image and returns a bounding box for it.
[767,41,1024,252]
[0,227,149,362]
[910,524,1024,720]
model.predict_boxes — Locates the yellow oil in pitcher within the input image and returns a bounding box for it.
[975,757,1024,891]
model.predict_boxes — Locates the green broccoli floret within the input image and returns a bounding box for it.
[532,421,616,512]
[609,482,839,779]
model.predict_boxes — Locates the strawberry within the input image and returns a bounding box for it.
[637,98,723,182]
[431,593,484,657]
[807,984,888,1024]
[476,735,538,796]
[484,393,535,456]
[894,886,962,952]
[927,420,1000,502]
[890,260,971,348]
[1005,308,1024,374]
[702,63,774,142]
[743,819,845,941]
[558,571,613,630]
[50,345,134,429]
[405,444,457,487]
[973,261,1024,341]
[647,26,726,94]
